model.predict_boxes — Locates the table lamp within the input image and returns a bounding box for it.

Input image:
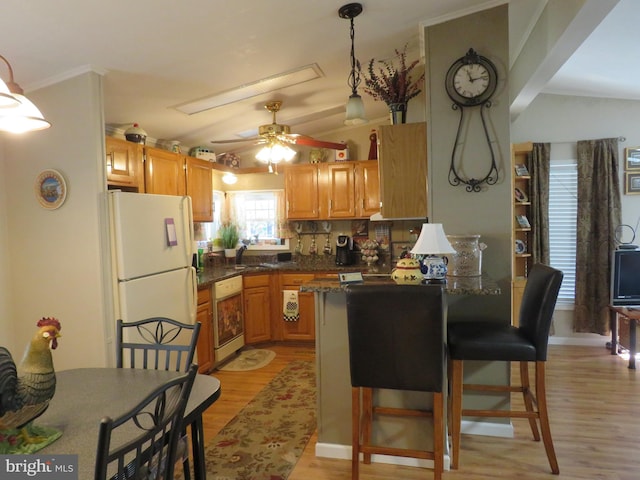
[410,223,456,283]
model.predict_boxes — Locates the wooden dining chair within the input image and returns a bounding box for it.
[447,263,563,474]
[94,364,197,480]
[345,284,446,480]
[116,317,201,373]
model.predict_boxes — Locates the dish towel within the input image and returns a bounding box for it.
[283,290,299,322]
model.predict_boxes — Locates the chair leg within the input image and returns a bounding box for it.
[519,361,541,441]
[535,361,559,474]
[433,392,444,480]
[449,359,463,470]
[351,387,361,479]
[361,387,373,464]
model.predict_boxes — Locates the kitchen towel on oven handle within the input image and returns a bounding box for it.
[283,290,299,322]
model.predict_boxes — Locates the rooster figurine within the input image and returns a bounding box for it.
[0,317,61,447]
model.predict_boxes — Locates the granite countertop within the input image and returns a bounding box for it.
[196,257,391,288]
[299,274,501,296]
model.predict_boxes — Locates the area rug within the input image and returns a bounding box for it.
[218,348,276,371]
[203,360,316,480]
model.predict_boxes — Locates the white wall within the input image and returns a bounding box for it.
[1,72,110,369]
[0,139,11,345]
[512,93,640,344]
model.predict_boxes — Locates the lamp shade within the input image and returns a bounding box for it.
[0,93,51,133]
[0,77,20,108]
[410,223,455,255]
[344,93,367,126]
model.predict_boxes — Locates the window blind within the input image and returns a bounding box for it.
[549,160,577,301]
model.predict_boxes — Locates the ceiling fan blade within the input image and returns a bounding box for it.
[283,134,346,150]
[211,136,262,144]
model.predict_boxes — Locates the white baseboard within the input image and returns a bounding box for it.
[549,336,608,347]
[315,420,513,469]
[315,443,451,470]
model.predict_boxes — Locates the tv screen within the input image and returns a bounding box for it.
[611,249,640,306]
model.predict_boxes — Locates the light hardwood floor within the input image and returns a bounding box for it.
[202,343,640,480]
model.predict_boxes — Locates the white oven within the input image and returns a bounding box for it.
[213,275,244,366]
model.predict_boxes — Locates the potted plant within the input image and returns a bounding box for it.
[361,43,425,124]
[219,223,240,257]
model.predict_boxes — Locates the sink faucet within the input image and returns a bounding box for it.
[235,244,248,264]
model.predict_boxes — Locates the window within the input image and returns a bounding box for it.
[226,190,289,250]
[549,157,577,302]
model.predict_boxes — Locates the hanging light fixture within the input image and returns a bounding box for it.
[255,139,296,173]
[0,54,51,134]
[339,3,367,126]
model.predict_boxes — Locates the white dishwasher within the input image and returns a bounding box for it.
[213,275,244,366]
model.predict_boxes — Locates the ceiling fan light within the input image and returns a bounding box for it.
[256,142,296,164]
[344,93,367,126]
[222,172,238,185]
[0,93,51,134]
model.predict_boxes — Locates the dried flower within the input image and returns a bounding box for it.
[361,44,425,106]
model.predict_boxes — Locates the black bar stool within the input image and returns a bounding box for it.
[345,284,446,480]
[447,263,563,474]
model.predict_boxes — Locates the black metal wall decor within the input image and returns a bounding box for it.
[445,48,499,192]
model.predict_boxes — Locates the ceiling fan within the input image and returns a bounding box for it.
[211,100,347,152]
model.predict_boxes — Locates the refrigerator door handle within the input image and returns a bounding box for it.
[182,195,194,253]
[190,265,197,323]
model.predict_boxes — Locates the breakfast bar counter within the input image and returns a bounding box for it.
[305,276,501,468]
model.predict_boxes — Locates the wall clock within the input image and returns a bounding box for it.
[445,48,499,192]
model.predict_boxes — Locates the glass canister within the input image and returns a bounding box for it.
[446,234,486,277]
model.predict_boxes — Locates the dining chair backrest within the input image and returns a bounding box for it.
[116,317,201,372]
[517,263,564,361]
[94,364,197,480]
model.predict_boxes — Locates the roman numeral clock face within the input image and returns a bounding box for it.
[445,49,497,106]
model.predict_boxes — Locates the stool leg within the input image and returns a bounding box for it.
[362,388,373,464]
[433,392,444,480]
[519,361,540,441]
[535,361,559,474]
[351,387,361,479]
[450,359,463,469]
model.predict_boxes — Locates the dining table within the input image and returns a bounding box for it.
[38,367,221,479]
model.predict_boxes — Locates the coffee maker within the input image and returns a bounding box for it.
[335,235,354,266]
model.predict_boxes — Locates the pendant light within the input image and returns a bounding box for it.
[0,54,51,134]
[339,3,367,126]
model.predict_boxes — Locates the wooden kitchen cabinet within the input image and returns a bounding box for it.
[279,273,316,341]
[285,161,379,220]
[243,274,272,344]
[377,122,427,218]
[106,136,145,192]
[285,164,320,219]
[355,160,380,217]
[196,287,214,373]
[144,146,186,196]
[185,156,213,222]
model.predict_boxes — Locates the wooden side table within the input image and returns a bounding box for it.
[609,305,640,369]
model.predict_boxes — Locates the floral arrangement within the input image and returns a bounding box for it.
[360,238,380,265]
[361,44,425,106]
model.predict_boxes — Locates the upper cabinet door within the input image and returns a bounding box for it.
[285,164,319,219]
[355,161,380,217]
[378,123,427,218]
[144,147,186,196]
[325,163,356,218]
[185,156,213,222]
[106,137,144,192]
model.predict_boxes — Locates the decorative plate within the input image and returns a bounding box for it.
[514,187,528,203]
[35,169,67,209]
[515,239,526,254]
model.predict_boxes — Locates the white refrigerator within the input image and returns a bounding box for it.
[109,191,197,328]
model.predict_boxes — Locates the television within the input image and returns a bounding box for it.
[611,249,640,307]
